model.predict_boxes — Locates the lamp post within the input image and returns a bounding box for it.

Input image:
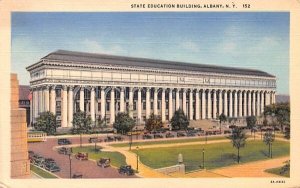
[202,148,205,169]
[68,153,72,178]
[270,142,273,158]
[136,146,139,172]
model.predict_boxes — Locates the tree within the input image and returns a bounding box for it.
[113,112,135,134]
[72,111,92,147]
[94,115,107,133]
[145,113,162,132]
[218,113,227,133]
[170,108,189,130]
[246,116,257,135]
[263,131,275,158]
[275,103,290,132]
[228,127,247,163]
[34,111,57,135]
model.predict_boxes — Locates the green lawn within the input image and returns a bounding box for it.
[132,140,289,172]
[110,136,227,147]
[265,167,290,177]
[72,146,127,167]
[30,164,58,178]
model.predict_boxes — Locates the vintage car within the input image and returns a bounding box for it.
[75,152,88,160]
[153,134,164,139]
[72,172,83,178]
[88,137,103,143]
[186,132,196,137]
[114,136,124,141]
[176,132,186,137]
[142,134,152,139]
[165,133,175,138]
[104,136,114,142]
[118,165,135,176]
[97,158,111,168]
[57,138,72,145]
[57,147,72,155]
[44,162,60,172]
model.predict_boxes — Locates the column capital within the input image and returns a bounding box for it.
[80,86,85,91]
[62,85,68,90]
[168,88,173,92]
[161,88,166,92]
[146,87,151,92]
[120,86,125,92]
[182,88,187,92]
[69,85,74,91]
[153,87,158,92]
[91,86,95,91]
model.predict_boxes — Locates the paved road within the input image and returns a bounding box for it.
[28,137,137,178]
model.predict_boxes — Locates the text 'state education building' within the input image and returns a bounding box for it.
[26,50,276,127]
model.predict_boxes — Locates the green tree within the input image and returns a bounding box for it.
[34,111,57,135]
[246,116,257,134]
[113,112,135,134]
[218,113,227,133]
[263,131,275,158]
[72,111,92,147]
[170,108,189,130]
[228,127,247,163]
[94,115,107,133]
[275,103,290,132]
[145,113,162,132]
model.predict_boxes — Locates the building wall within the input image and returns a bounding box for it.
[11,74,30,178]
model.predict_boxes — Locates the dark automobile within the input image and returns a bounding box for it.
[58,138,72,145]
[104,136,114,142]
[32,155,44,166]
[165,132,175,138]
[187,132,196,137]
[44,163,60,172]
[153,134,163,139]
[72,173,83,178]
[88,137,103,143]
[142,134,152,139]
[114,136,124,141]
[97,158,111,168]
[177,132,186,137]
[75,152,88,160]
[28,151,34,160]
[57,147,72,155]
[118,165,135,176]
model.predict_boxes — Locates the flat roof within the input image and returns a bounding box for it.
[39,50,275,77]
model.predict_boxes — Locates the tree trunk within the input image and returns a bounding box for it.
[237,148,240,163]
[80,133,82,148]
[268,143,270,158]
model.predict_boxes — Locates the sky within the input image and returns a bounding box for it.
[11,12,289,94]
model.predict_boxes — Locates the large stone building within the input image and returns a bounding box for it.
[26,50,276,128]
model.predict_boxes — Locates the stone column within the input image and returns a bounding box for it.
[224,91,228,117]
[80,86,84,111]
[182,89,187,115]
[34,89,38,119]
[218,90,223,115]
[62,85,68,128]
[238,91,243,117]
[176,88,180,110]
[243,91,247,117]
[256,91,260,116]
[30,90,33,124]
[129,87,134,117]
[233,91,237,117]
[212,90,217,119]
[272,92,276,104]
[146,88,150,119]
[168,88,173,121]
[44,86,50,112]
[161,88,166,122]
[39,89,43,114]
[229,91,232,117]
[153,88,158,115]
[195,89,200,120]
[68,86,73,127]
[261,92,265,114]
[100,88,105,119]
[252,91,256,116]
[207,90,211,119]
[50,86,56,115]
[110,87,115,124]
[266,92,270,106]
[248,91,252,116]
[201,90,206,119]
[189,89,193,120]
[137,88,142,121]
[120,87,125,113]
[90,87,95,121]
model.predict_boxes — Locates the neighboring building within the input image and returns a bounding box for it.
[276,94,290,103]
[26,50,276,128]
[19,85,31,126]
[11,73,30,178]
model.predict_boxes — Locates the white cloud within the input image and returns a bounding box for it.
[180,41,200,53]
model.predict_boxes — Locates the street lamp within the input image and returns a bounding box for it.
[202,148,205,169]
[136,146,139,172]
[270,142,273,158]
[68,153,72,178]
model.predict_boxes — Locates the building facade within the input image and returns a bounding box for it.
[19,85,31,126]
[26,50,276,127]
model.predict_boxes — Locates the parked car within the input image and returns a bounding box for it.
[44,163,60,172]
[97,158,111,168]
[118,165,135,176]
[88,137,103,143]
[104,136,114,142]
[114,136,124,141]
[72,173,83,178]
[187,132,196,137]
[28,151,34,160]
[58,138,72,145]
[32,155,44,166]
[165,133,175,138]
[57,147,72,155]
[142,134,152,139]
[154,134,163,139]
[75,152,88,160]
[177,132,186,137]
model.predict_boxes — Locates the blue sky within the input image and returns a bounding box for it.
[12,12,289,94]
